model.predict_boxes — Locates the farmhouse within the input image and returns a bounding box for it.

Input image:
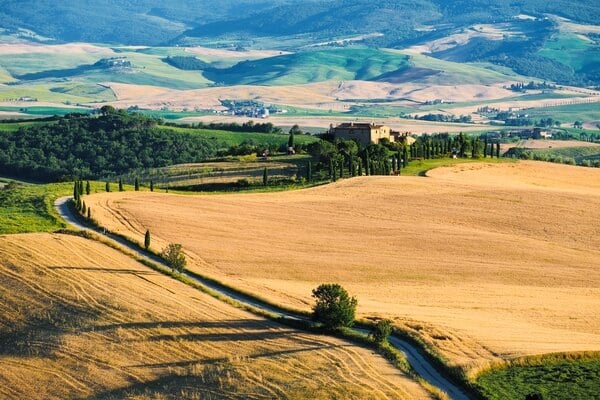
[330,122,413,146]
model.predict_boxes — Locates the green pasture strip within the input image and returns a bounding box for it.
[475,353,600,400]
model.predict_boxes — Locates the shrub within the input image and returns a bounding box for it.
[311,283,357,330]
[370,319,393,344]
[161,243,186,273]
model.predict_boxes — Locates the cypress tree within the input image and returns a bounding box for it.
[349,157,355,177]
[489,142,494,158]
[328,158,334,178]
[471,138,476,159]
[307,161,312,182]
[81,201,87,215]
[118,178,124,192]
[358,162,363,176]
[288,130,294,148]
[403,147,409,167]
[76,196,82,211]
[144,229,151,250]
[263,167,268,186]
[105,181,110,192]
[150,180,154,192]
[364,154,370,176]
[332,164,337,182]
[79,180,84,196]
[134,177,139,191]
[85,181,91,195]
[73,181,79,200]
[339,158,344,179]
[496,142,501,158]
[87,207,91,219]
[484,139,488,158]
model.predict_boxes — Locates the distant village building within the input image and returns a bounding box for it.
[330,122,414,146]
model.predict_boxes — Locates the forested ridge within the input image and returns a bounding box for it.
[0,111,217,182]
[1,0,598,45]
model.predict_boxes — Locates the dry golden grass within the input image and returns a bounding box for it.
[0,42,113,55]
[85,161,600,375]
[0,233,431,400]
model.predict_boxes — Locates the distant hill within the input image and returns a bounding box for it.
[203,48,411,86]
[1,0,598,46]
[0,0,598,86]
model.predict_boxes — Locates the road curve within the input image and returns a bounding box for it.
[55,196,471,400]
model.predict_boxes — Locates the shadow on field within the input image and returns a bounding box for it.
[49,266,157,275]
[85,319,276,332]
[87,363,265,400]
[126,344,341,370]
[0,301,101,357]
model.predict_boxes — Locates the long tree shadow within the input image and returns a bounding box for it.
[85,319,277,333]
[91,344,345,400]
[49,266,157,275]
[0,301,101,357]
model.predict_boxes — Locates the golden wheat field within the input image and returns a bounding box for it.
[85,161,600,375]
[0,233,431,400]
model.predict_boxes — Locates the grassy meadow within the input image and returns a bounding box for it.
[475,353,600,400]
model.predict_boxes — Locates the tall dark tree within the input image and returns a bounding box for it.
[150,180,154,192]
[73,181,79,200]
[263,167,268,186]
[307,161,312,182]
[118,178,124,192]
[484,138,488,158]
[496,142,501,158]
[144,229,151,250]
[85,180,91,195]
[134,177,139,191]
[105,181,110,192]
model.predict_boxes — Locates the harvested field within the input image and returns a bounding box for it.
[515,139,600,149]
[85,161,600,374]
[0,42,113,55]
[0,233,431,400]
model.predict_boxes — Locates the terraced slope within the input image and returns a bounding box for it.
[84,161,600,375]
[0,233,431,400]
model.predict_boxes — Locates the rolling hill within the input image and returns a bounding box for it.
[83,161,600,376]
[0,232,430,399]
[203,48,411,86]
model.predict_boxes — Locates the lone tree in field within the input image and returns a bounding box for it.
[370,319,393,344]
[150,180,154,192]
[311,283,357,330]
[161,243,186,273]
[134,177,139,191]
[144,229,151,250]
[105,181,110,192]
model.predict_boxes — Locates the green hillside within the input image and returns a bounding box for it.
[203,48,410,86]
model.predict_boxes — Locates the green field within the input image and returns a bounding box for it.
[522,146,600,164]
[203,48,411,86]
[523,102,600,124]
[0,182,70,234]
[163,125,319,148]
[0,105,92,116]
[475,355,600,400]
[401,156,513,176]
[539,33,600,73]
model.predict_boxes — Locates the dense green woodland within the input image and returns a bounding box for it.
[1,0,597,45]
[0,112,217,181]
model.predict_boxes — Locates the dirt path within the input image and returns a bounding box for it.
[55,196,471,400]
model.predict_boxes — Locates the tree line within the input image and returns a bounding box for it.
[0,111,218,182]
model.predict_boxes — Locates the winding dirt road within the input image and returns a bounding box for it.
[55,196,471,400]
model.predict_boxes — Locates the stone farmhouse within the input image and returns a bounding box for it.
[330,122,414,146]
